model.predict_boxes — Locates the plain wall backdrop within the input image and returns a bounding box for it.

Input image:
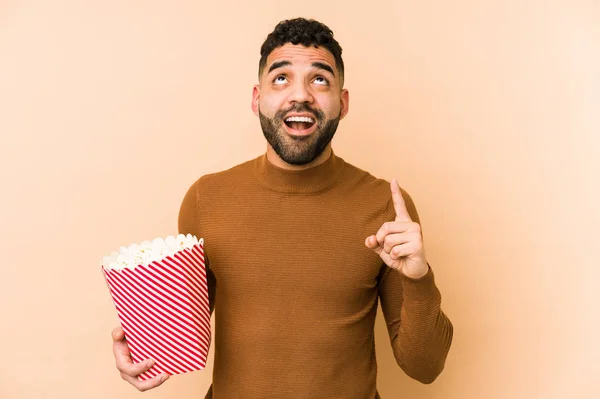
[1,1,598,398]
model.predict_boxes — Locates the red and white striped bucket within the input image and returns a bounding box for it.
[102,241,211,380]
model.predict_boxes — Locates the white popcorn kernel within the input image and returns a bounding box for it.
[165,236,177,249]
[152,237,167,248]
[102,235,202,271]
[176,234,186,249]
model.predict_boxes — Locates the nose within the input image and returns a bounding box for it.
[288,80,314,104]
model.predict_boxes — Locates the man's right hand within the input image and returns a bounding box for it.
[112,327,170,391]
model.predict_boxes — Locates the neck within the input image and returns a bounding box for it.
[254,146,345,194]
[265,144,333,171]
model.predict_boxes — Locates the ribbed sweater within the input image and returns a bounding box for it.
[178,151,453,398]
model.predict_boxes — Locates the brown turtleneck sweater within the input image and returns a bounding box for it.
[178,151,453,399]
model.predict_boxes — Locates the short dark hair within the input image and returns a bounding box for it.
[258,18,344,84]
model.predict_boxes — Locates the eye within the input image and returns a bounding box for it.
[274,75,288,85]
[313,76,329,86]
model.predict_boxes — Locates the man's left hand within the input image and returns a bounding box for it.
[365,178,429,279]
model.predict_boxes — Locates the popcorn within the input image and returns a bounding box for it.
[101,234,211,380]
[102,234,201,271]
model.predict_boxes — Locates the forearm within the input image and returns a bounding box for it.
[391,268,453,383]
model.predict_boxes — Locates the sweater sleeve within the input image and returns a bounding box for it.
[178,180,216,316]
[377,190,453,384]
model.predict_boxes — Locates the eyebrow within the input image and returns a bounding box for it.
[267,60,336,76]
[312,62,335,76]
[268,60,291,74]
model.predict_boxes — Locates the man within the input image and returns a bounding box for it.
[112,17,453,398]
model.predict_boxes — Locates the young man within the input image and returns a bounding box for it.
[112,18,453,398]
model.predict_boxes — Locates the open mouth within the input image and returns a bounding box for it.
[284,115,316,134]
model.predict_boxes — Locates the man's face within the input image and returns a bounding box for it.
[252,43,349,165]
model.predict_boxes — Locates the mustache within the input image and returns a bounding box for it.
[273,103,324,123]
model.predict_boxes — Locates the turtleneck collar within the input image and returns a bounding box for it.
[253,150,346,194]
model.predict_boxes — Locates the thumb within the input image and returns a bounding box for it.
[112,327,125,341]
[365,235,380,250]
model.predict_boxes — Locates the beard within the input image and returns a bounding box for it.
[258,103,340,165]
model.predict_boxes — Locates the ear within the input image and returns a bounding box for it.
[339,88,349,120]
[251,85,260,117]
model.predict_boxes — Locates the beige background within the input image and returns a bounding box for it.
[1,1,598,398]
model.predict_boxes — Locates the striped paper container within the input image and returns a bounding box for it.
[102,241,211,380]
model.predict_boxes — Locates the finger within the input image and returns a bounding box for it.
[121,358,156,377]
[113,331,132,370]
[122,371,170,392]
[382,232,415,254]
[365,235,380,250]
[112,328,154,376]
[375,221,414,246]
[391,178,412,222]
[365,235,384,258]
[112,327,125,341]
[389,242,418,260]
[112,327,131,368]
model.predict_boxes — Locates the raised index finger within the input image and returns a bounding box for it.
[391,178,412,222]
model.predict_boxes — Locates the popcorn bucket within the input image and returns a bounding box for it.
[101,235,211,380]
